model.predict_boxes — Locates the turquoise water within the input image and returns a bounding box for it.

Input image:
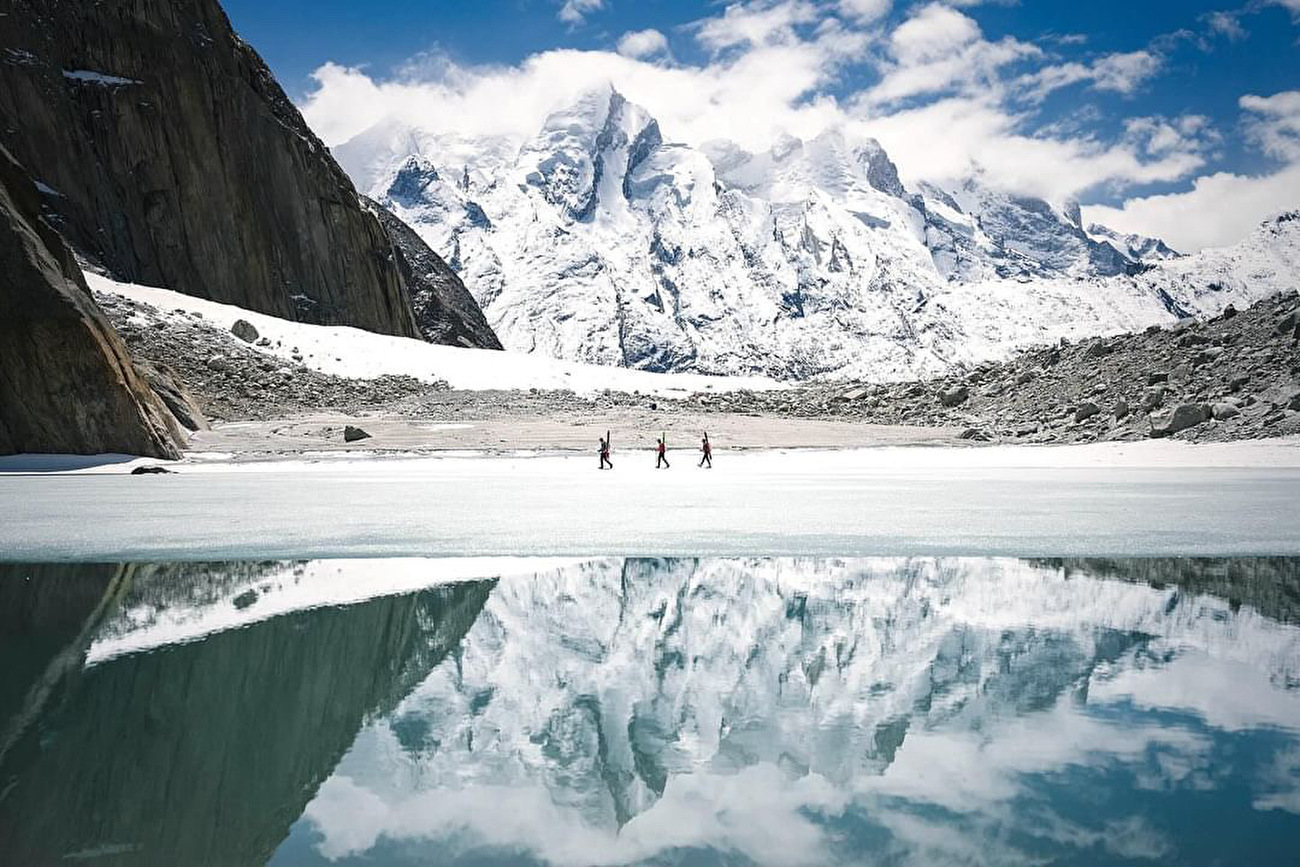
[3,557,1299,864]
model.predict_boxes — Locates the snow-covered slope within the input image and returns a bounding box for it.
[86,272,781,396]
[338,86,1300,381]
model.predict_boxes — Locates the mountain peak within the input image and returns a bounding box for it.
[385,155,440,206]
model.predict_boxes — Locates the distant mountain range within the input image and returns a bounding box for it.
[338,86,1300,380]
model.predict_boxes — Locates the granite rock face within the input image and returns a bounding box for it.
[0,0,419,337]
[364,197,503,350]
[0,147,183,458]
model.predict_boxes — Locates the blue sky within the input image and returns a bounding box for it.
[223,0,1300,248]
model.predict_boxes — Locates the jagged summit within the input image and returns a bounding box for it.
[339,91,1300,380]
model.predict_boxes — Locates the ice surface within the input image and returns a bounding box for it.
[3,443,1298,560]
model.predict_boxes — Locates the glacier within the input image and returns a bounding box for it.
[334,86,1300,381]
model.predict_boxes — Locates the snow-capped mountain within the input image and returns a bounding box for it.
[335,87,1300,381]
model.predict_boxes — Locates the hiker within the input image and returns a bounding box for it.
[699,433,713,468]
[599,435,613,470]
[655,436,670,469]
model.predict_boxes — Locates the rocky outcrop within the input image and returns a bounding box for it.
[364,197,503,350]
[0,147,183,457]
[0,0,418,337]
[135,358,209,432]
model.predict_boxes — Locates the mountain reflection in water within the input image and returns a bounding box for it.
[2,557,1299,865]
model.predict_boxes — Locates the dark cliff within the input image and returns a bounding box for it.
[0,0,419,337]
[365,196,504,350]
[0,146,183,457]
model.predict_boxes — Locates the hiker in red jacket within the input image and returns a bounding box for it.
[655,436,670,469]
[699,433,713,468]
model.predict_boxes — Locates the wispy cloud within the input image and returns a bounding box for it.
[617,29,670,59]
[558,0,603,26]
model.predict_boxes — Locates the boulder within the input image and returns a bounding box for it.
[1289,393,1300,412]
[1150,403,1210,438]
[1143,386,1167,411]
[1147,371,1168,385]
[1169,363,1192,385]
[1221,304,1238,320]
[230,319,259,344]
[1229,374,1250,392]
[1277,311,1298,335]
[939,385,969,407]
[1085,340,1112,358]
[1211,402,1241,421]
[1113,399,1130,420]
[130,465,172,474]
[343,425,371,443]
[959,427,992,441]
[1015,370,1034,385]
[1075,401,1101,422]
[838,387,871,402]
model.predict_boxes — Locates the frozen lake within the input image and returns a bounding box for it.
[1,442,1299,560]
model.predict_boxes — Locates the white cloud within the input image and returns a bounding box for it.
[861,96,1207,202]
[694,0,821,51]
[617,29,669,59]
[1203,11,1247,41]
[837,0,891,24]
[1085,163,1300,250]
[860,3,1039,105]
[1018,50,1162,103]
[1090,50,1163,94]
[889,3,981,63]
[558,0,603,25]
[1122,114,1218,157]
[1241,90,1300,161]
[1086,89,1300,249]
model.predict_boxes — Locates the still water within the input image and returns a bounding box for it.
[2,557,1300,865]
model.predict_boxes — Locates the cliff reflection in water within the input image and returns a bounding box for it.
[2,557,1300,866]
[0,561,494,865]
